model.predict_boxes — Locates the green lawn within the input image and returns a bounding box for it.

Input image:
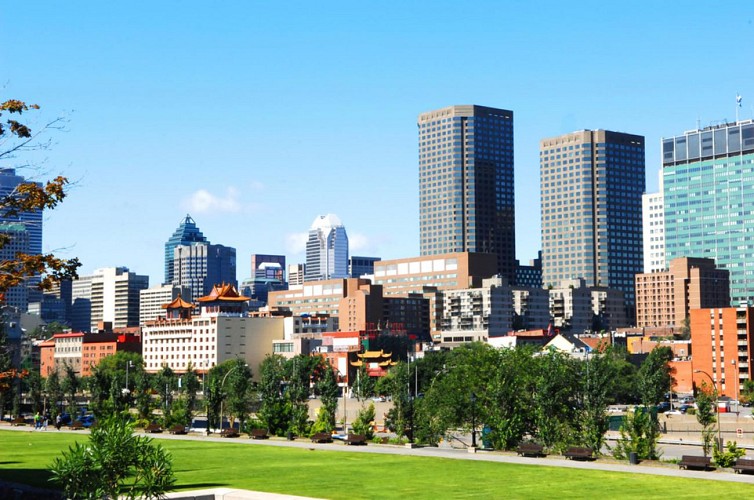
[0,430,750,499]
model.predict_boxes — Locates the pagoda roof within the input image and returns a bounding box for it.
[357,349,392,359]
[197,283,250,303]
[162,294,195,310]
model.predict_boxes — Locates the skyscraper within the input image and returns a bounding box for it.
[172,243,237,303]
[662,120,754,305]
[0,168,42,255]
[164,215,208,285]
[0,223,29,311]
[418,105,514,282]
[71,267,149,332]
[540,130,645,310]
[304,214,349,282]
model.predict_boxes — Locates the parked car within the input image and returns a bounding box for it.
[657,402,671,413]
[679,404,694,414]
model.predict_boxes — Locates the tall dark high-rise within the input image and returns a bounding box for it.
[540,129,645,310]
[164,215,208,285]
[418,105,514,282]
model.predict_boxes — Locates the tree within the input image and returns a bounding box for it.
[61,362,79,416]
[49,413,175,499]
[134,370,153,422]
[578,353,617,454]
[532,350,579,449]
[637,346,673,407]
[739,379,754,406]
[0,99,80,293]
[155,365,177,425]
[45,369,64,418]
[695,383,717,457]
[223,359,253,431]
[612,406,661,460]
[351,403,376,439]
[26,370,43,413]
[314,361,339,433]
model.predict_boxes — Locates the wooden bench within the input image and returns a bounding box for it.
[145,423,163,433]
[733,458,754,474]
[564,447,594,461]
[516,442,546,457]
[249,428,269,440]
[678,455,713,470]
[345,433,367,446]
[311,432,333,443]
[168,425,188,435]
[69,421,85,431]
[10,417,26,427]
[220,428,240,438]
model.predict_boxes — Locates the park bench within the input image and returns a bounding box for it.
[249,428,269,440]
[168,425,188,435]
[563,447,594,461]
[311,432,333,443]
[732,458,754,474]
[145,423,163,433]
[10,417,26,426]
[221,428,240,438]
[678,455,713,471]
[69,421,85,431]
[516,442,546,457]
[345,433,367,446]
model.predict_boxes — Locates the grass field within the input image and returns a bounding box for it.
[0,430,751,499]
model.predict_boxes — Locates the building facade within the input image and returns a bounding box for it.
[642,173,665,273]
[164,214,208,285]
[635,257,730,328]
[172,242,236,304]
[438,276,512,347]
[251,254,286,281]
[304,214,349,282]
[349,256,381,278]
[662,120,754,305]
[139,283,192,325]
[0,223,29,311]
[540,129,645,313]
[418,105,516,283]
[70,267,149,333]
[511,287,550,331]
[690,306,754,399]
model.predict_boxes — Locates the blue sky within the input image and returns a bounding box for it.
[2,2,753,285]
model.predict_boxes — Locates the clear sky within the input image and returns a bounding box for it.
[2,2,753,285]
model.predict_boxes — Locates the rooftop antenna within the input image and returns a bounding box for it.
[736,93,742,123]
[696,117,701,130]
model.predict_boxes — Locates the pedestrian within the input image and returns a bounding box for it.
[55,414,62,431]
[42,413,49,431]
[34,412,41,430]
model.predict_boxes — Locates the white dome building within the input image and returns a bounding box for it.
[304,214,349,282]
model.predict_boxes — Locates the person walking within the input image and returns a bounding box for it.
[55,414,62,430]
[34,412,41,430]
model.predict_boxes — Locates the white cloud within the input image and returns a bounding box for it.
[349,233,369,252]
[249,180,265,191]
[285,232,309,255]
[183,187,242,214]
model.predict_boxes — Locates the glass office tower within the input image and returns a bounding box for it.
[662,120,754,305]
[418,105,514,283]
[540,130,645,311]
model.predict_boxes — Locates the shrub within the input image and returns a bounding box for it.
[713,441,745,468]
[351,403,376,439]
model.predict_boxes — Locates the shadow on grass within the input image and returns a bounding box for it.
[0,461,20,465]
[0,469,61,495]
[173,482,228,491]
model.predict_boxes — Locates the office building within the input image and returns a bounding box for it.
[139,283,192,325]
[0,223,29,311]
[304,214,349,282]
[164,214,208,285]
[511,287,550,331]
[515,252,543,288]
[691,305,754,399]
[70,267,149,332]
[349,256,381,278]
[540,129,645,312]
[251,254,286,281]
[288,264,305,287]
[642,172,665,273]
[662,120,754,305]
[172,243,236,305]
[418,105,516,283]
[0,169,42,255]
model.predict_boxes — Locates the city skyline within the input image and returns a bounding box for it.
[2,3,753,285]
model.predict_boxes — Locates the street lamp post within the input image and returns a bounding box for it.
[694,369,722,451]
[219,363,247,434]
[731,359,739,415]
